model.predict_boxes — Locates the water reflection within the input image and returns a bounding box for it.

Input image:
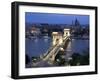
[71,39,89,55]
[66,41,71,51]
[65,39,89,54]
[26,37,89,58]
[25,37,52,58]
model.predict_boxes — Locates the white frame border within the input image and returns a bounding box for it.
[19,5,95,76]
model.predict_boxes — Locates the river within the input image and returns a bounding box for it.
[25,36,52,58]
[26,36,89,59]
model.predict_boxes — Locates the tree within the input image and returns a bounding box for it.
[55,51,66,66]
[25,54,30,64]
[69,49,89,66]
[69,53,81,66]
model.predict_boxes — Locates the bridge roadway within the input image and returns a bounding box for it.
[43,43,60,61]
[42,36,70,61]
[32,36,70,66]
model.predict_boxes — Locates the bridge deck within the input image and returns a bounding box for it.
[32,36,71,67]
[42,36,70,61]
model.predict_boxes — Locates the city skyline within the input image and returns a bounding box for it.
[25,12,89,25]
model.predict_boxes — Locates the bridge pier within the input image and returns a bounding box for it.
[52,32,63,46]
[64,29,70,38]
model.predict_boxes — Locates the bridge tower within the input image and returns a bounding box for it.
[52,32,63,46]
[63,29,70,37]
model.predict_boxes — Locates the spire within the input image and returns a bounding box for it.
[75,18,80,26]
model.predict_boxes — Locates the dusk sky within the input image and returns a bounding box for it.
[25,12,89,25]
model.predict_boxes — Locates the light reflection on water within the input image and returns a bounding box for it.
[25,37,52,58]
[71,39,89,54]
[65,39,89,60]
[66,39,89,53]
[26,37,89,58]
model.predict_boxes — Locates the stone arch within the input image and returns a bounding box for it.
[64,29,70,37]
[52,32,63,46]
